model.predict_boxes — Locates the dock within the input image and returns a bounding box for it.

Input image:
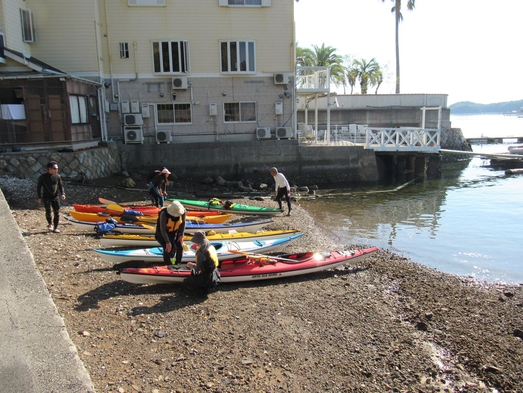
[466,136,523,144]
[439,149,523,160]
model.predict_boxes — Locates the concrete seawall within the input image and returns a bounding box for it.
[1,140,380,185]
[119,139,379,183]
[0,126,469,184]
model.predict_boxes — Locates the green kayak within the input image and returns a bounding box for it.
[169,198,282,216]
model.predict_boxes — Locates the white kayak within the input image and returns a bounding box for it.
[94,233,303,264]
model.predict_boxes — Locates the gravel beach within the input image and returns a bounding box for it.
[1,174,523,393]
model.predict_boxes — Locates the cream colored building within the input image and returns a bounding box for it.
[0,0,296,148]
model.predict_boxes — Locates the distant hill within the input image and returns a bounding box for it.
[449,100,523,114]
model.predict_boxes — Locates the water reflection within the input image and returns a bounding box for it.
[303,160,469,242]
[299,158,523,283]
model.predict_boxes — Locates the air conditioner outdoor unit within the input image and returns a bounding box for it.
[123,113,143,126]
[274,73,290,85]
[172,76,188,89]
[276,127,293,139]
[156,130,171,143]
[124,128,144,144]
[256,127,271,140]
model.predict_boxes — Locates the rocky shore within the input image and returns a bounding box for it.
[1,174,523,393]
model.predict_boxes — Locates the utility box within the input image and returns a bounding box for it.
[275,101,283,115]
[131,100,140,113]
[121,101,130,114]
[209,102,218,116]
[141,104,150,119]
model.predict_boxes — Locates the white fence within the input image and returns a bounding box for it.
[299,124,441,153]
[365,127,440,153]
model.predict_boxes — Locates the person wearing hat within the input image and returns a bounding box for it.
[148,167,171,207]
[270,166,292,216]
[154,200,186,265]
[185,231,221,290]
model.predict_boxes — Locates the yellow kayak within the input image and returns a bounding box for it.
[100,229,302,247]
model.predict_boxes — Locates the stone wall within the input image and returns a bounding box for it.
[0,145,121,181]
[439,127,473,162]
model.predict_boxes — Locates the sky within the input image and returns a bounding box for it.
[294,0,523,105]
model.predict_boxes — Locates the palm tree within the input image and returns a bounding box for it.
[353,58,380,95]
[382,0,416,94]
[296,43,345,89]
[371,68,384,94]
[296,45,314,67]
[346,66,359,95]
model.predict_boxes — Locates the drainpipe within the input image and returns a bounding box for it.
[104,0,115,100]
[326,67,331,144]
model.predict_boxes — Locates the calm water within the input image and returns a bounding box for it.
[301,114,523,284]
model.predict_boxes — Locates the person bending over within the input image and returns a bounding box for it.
[270,166,292,216]
[154,200,186,265]
[148,167,170,207]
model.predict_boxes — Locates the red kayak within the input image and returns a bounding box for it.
[119,247,379,284]
[72,203,223,217]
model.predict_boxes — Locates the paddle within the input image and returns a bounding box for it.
[117,219,156,231]
[105,203,125,212]
[227,249,299,263]
[99,197,117,205]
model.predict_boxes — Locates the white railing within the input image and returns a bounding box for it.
[365,127,441,152]
[299,124,441,153]
[296,67,330,92]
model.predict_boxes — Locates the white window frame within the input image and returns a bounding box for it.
[218,0,271,6]
[20,9,35,43]
[128,0,166,6]
[156,103,192,125]
[223,102,257,123]
[220,40,256,73]
[152,40,190,74]
[70,96,89,125]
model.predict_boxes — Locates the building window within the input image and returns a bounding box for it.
[157,103,192,124]
[152,41,190,74]
[224,102,256,122]
[227,0,261,4]
[0,30,5,64]
[70,96,89,124]
[218,0,271,6]
[128,0,166,6]
[120,43,129,59]
[220,41,255,73]
[20,9,35,43]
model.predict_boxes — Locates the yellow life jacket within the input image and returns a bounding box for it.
[208,245,219,268]
[165,214,183,232]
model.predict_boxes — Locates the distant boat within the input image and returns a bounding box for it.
[508,145,523,155]
[503,107,523,117]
